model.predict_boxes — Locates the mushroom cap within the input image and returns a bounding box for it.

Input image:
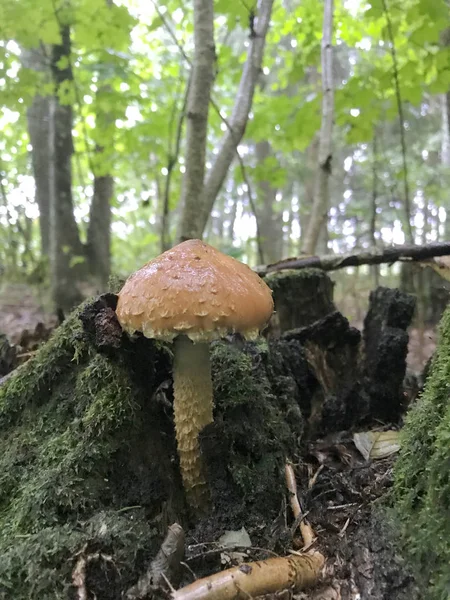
[115,239,274,342]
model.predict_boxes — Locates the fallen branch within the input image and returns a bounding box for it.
[173,553,325,600]
[256,242,450,276]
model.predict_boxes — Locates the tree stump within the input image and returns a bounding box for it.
[362,287,415,422]
[264,269,335,334]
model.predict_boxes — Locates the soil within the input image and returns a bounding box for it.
[0,285,431,599]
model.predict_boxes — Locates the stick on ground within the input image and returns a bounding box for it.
[173,553,325,600]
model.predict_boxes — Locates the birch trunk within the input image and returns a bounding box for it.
[177,0,216,242]
[178,0,275,242]
[301,0,334,255]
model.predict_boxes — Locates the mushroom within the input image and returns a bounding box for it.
[115,239,274,508]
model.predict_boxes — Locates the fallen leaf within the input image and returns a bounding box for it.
[353,430,400,460]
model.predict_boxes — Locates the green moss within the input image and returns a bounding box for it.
[393,305,450,599]
[210,342,298,508]
[0,303,159,599]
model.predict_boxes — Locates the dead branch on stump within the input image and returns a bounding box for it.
[173,553,325,600]
[256,242,450,276]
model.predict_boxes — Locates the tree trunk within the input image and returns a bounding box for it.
[442,92,450,239]
[255,140,283,263]
[49,25,84,310]
[370,135,380,287]
[27,95,51,256]
[86,84,114,291]
[87,169,113,291]
[177,0,275,242]
[177,0,216,242]
[22,47,51,256]
[302,0,334,254]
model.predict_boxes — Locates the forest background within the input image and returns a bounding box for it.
[1,0,449,347]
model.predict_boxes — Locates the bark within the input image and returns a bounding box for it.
[441,92,450,239]
[173,553,325,600]
[370,135,380,287]
[86,88,114,291]
[22,47,51,255]
[256,242,450,276]
[177,0,216,242]
[27,96,51,255]
[50,25,84,310]
[301,0,334,254]
[87,166,113,290]
[254,141,283,263]
[178,0,275,242]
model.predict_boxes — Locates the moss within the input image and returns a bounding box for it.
[0,302,162,599]
[392,305,450,599]
[209,341,300,510]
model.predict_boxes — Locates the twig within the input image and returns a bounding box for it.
[72,544,115,600]
[285,462,316,549]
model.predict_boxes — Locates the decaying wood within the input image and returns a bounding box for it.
[126,523,185,599]
[285,462,316,548]
[256,242,450,276]
[173,553,325,600]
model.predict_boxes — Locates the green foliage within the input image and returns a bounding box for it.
[393,305,450,598]
[0,0,449,274]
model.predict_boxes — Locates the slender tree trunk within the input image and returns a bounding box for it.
[302,0,334,254]
[86,83,114,291]
[50,25,84,310]
[177,0,275,242]
[27,95,51,256]
[441,92,450,239]
[227,196,238,243]
[87,165,113,290]
[254,140,282,263]
[177,0,216,242]
[370,135,380,287]
[22,47,51,256]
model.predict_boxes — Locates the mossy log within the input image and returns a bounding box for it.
[393,304,450,599]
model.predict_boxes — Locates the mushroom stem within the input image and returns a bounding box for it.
[173,335,213,508]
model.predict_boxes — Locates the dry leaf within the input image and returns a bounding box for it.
[353,430,400,460]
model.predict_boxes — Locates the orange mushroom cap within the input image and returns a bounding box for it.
[116,239,274,342]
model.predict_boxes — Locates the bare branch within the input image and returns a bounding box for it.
[256,242,450,276]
